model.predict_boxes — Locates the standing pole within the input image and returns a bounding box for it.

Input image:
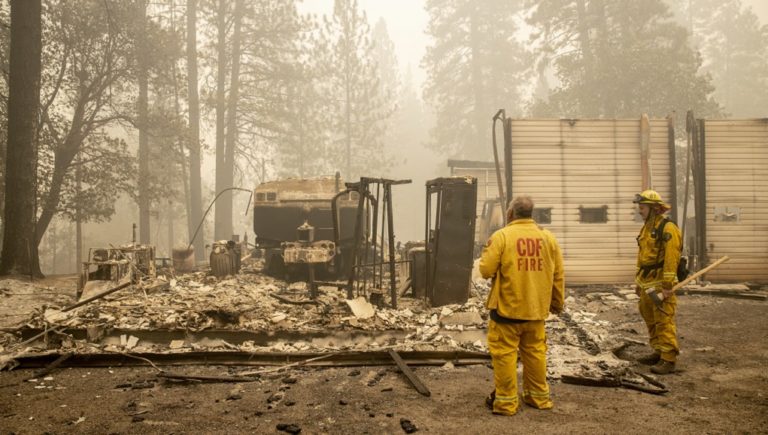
[503,117,513,208]
[386,183,397,309]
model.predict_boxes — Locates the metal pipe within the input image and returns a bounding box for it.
[503,117,513,207]
[491,109,506,208]
[186,187,252,252]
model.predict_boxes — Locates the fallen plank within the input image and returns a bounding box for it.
[8,350,490,370]
[679,289,767,301]
[561,373,667,395]
[398,278,412,297]
[158,373,259,383]
[64,280,132,312]
[388,349,431,397]
[28,351,74,380]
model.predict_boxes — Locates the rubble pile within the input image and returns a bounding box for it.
[1,264,657,381]
[23,271,486,335]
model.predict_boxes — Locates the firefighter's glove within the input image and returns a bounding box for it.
[635,285,642,296]
[661,281,674,298]
[549,305,562,316]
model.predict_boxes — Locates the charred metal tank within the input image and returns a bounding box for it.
[210,240,241,277]
[253,175,358,278]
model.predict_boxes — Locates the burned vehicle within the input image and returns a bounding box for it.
[78,244,156,300]
[252,176,359,279]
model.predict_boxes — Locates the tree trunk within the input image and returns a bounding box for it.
[75,152,82,271]
[344,30,352,180]
[469,4,486,160]
[222,0,243,241]
[137,0,150,244]
[213,0,228,240]
[186,0,204,261]
[35,118,82,246]
[0,0,43,277]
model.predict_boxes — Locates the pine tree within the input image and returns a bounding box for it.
[316,0,394,180]
[680,0,768,116]
[423,0,530,159]
[0,0,42,276]
[528,0,721,119]
[235,1,318,180]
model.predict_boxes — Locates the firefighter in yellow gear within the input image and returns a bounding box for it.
[633,189,682,375]
[479,195,565,416]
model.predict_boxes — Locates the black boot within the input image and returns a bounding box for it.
[650,360,676,375]
[637,352,661,365]
[485,391,496,410]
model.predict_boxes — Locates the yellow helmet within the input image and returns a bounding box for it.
[633,189,669,208]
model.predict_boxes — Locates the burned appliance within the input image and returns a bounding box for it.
[425,176,478,306]
[252,175,358,280]
[210,240,242,278]
[281,222,336,298]
[77,244,156,300]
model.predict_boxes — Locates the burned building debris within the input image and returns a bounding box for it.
[78,244,157,300]
[252,175,358,281]
[1,113,767,424]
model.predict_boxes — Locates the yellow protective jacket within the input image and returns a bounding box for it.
[479,219,565,321]
[635,214,682,290]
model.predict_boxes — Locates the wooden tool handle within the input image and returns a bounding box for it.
[672,256,730,292]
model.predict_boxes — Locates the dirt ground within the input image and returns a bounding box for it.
[1,285,766,435]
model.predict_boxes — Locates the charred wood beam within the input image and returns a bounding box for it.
[9,350,490,370]
[27,351,74,380]
[388,349,431,397]
[561,373,668,395]
[62,280,131,312]
[158,373,259,383]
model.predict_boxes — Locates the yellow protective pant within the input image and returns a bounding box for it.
[487,319,553,416]
[638,291,679,362]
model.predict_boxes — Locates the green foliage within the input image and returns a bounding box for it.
[371,18,399,108]
[685,0,768,116]
[423,0,530,159]
[528,0,721,119]
[57,136,135,223]
[31,0,188,236]
[35,0,137,226]
[313,0,395,180]
[236,0,316,180]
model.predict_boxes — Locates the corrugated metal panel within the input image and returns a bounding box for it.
[452,118,673,284]
[508,118,672,284]
[704,119,768,282]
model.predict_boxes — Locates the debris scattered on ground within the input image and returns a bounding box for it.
[2,264,765,391]
[276,423,302,434]
[400,418,418,433]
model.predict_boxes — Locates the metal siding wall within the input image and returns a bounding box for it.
[704,119,768,282]
[508,119,672,284]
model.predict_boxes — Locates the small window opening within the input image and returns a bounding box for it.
[533,208,552,224]
[579,206,608,223]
